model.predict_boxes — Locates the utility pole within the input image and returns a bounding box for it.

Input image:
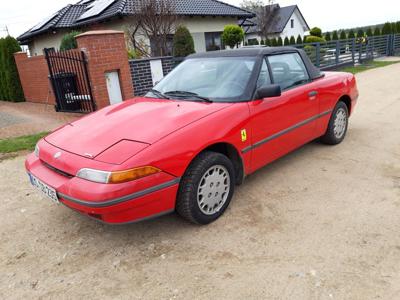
[5,25,9,36]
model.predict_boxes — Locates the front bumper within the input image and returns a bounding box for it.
[25,152,180,224]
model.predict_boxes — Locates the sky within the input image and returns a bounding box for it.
[1,0,400,38]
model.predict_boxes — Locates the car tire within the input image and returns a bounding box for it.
[176,151,235,225]
[321,101,349,145]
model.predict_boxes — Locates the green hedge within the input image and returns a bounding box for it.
[0,36,24,102]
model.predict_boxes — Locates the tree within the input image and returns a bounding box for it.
[309,27,322,38]
[126,0,179,57]
[265,38,271,46]
[382,22,392,35]
[332,30,339,40]
[348,29,355,39]
[173,25,194,57]
[396,21,400,33]
[391,22,397,34]
[324,32,331,41]
[366,27,373,37]
[296,34,303,44]
[289,36,296,45]
[284,37,290,45]
[271,38,277,46]
[240,0,264,10]
[221,25,244,48]
[241,0,281,41]
[0,36,24,102]
[305,36,326,43]
[340,30,347,40]
[260,39,265,45]
[373,27,381,36]
[357,28,364,37]
[60,31,80,51]
[277,37,283,46]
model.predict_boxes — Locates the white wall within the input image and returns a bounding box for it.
[244,8,309,43]
[280,8,308,39]
[26,15,240,56]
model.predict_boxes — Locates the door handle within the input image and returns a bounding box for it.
[309,91,318,97]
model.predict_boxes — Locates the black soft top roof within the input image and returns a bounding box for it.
[188,46,323,80]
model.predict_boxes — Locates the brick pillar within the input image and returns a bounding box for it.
[76,30,134,109]
[14,52,56,104]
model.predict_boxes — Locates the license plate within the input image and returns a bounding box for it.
[28,173,59,204]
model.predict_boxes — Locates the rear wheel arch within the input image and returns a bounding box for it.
[338,95,351,114]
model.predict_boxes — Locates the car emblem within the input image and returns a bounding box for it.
[54,152,62,159]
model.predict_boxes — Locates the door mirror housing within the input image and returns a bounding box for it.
[255,84,281,99]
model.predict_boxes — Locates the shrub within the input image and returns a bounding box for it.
[309,27,322,38]
[284,37,290,46]
[324,32,331,41]
[221,25,244,48]
[396,21,400,33]
[260,39,265,45]
[357,29,364,38]
[382,22,392,35]
[173,25,195,57]
[289,36,296,45]
[340,31,347,40]
[277,37,283,46]
[265,38,271,46]
[305,36,326,43]
[348,29,355,39]
[60,31,81,51]
[332,30,339,40]
[271,38,277,47]
[296,34,303,44]
[127,48,142,59]
[0,36,24,102]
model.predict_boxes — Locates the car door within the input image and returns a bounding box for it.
[247,52,319,173]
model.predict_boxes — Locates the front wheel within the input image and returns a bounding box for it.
[321,101,349,145]
[176,151,235,225]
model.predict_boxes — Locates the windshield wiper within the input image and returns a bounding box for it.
[148,89,169,99]
[164,90,213,103]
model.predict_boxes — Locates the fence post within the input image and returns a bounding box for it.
[335,40,340,65]
[351,39,355,64]
[316,43,320,67]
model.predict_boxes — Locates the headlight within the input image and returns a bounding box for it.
[34,143,40,157]
[76,166,161,184]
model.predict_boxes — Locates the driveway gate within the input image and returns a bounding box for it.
[44,48,96,113]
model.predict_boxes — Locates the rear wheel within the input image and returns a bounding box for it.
[176,151,235,225]
[321,101,349,145]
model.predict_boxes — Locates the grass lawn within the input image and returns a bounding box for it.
[0,132,49,154]
[340,60,400,74]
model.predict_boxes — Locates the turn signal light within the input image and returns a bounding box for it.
[108,166,161,184]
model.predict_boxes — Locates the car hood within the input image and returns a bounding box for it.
[45,97,232,159]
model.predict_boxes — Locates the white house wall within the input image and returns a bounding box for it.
[280,8,308,39]
[26,16,240,56]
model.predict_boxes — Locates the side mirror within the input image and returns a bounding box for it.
[255,84,281,99]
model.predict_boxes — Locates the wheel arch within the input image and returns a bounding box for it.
[197,142,245,185]
[338,94,352,114]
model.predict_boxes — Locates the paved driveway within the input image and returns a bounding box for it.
[0,102,79,139]
[1,63,400,299]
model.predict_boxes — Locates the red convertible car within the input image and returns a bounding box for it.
[26,47,358,225]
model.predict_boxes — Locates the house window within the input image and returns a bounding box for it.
[205,32,224,51]
[291,19,294,28]
[150,35,174,57]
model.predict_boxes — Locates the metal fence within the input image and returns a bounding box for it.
[294,34,400,70]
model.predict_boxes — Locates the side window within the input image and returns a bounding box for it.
[256,58,271,88]
[268,53,309,90]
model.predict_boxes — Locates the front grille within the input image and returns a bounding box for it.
[42,161,73,178]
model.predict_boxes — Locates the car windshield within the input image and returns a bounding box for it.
[147,57,257,102]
